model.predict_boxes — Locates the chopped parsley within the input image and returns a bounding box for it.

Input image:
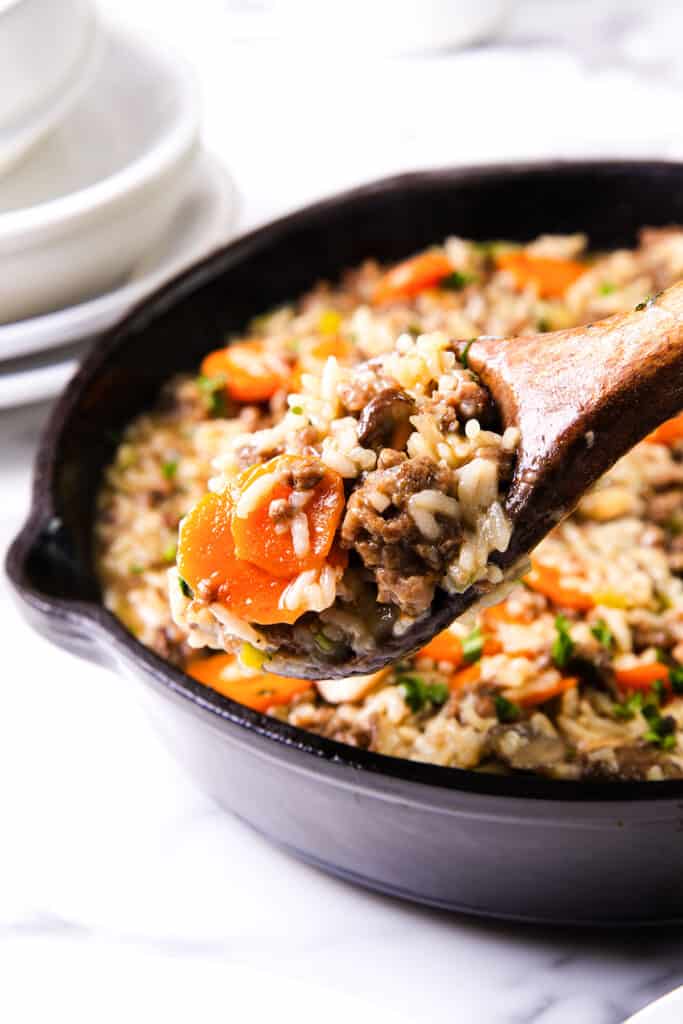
[494,695,521,723]
[162,543,177,564]
[197,374,228,417]
[399,674,449,712]
[162,459,178,480]
[551,614,575,668]
[669,665,683,695]
[129,564,145,575]
[590,618,614,650]
[641,703,676,750]
[459,338,476,369]
[536,317,551,333]
[440,270,475,291]
[290,406,303,415]
[313,631,335,653]
[613,692,643,720]
[599,281,616,295]
[178,575,193,598]
[462,625,484,664]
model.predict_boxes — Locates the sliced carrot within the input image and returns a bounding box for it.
[524,560,595,611]
[230,455,345,579]
[449,663,481,692]
[496,251,585,299]
[509,675,578,708]
[372,251,454,305]
[482,601,531,626]
[177,491,301,625]
[614,661,670,693]
[201,339,287,403]
[417,629,463,666]
[306,335,354,362]
[188,653,311,711]
[645,411,683,445]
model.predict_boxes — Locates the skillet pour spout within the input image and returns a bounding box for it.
[273,280,683,679]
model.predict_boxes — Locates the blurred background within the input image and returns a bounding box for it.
[128,0,683,226]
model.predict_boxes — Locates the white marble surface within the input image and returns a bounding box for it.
[3,2,683,1021]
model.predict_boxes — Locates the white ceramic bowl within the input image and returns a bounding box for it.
[0,25,200,324]
[0,0,101,172]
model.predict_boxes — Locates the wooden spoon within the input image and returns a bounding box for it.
[270,283,683,679]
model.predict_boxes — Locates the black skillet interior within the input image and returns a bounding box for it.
[10,160,683,808]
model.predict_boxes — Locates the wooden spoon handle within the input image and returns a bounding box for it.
[467,282,683,559]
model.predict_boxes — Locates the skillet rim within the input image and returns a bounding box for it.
[9,157,683,805]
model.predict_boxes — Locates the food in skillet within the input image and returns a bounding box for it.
[171,330,518,667]
[97,228,683,780]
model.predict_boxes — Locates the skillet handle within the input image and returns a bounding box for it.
[6,514,115,670]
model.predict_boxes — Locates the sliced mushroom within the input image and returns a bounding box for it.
[489,723,567,772]
[357,387,416,451]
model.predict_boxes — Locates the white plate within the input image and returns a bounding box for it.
[0,23,200,324]
[0,151,238,409]
[625,988,683,1023]
[0,0,100,173]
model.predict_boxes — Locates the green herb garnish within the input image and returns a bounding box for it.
[178,575,193,598]
[590,618,614,650]
[290,406,303,415]
[669,665,683,695]
[459,338,476,369]
[162,459,178,480]
[552,614,575,668]
[162,543,177,564]
[536,317,551,333]
[197,374,228,417]
[613,691,644,720]
[599,281,616,295]
[313,631,335,653]
[462,625,484,664]
[129,564,145,575]
[494,695,521,723]
[641,702,676,749]
[440,270,475,291]
[399,675,450,712]
[651,678,666,704]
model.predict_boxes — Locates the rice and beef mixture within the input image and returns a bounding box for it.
[169,329,517,661]
[96,227,683,780]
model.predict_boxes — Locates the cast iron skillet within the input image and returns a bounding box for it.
[8,161,683,926]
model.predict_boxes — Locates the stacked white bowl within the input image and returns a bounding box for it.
[0,0,237,408]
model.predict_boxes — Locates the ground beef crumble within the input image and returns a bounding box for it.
[341,455,461,616]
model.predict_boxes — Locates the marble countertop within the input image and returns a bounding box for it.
[3,2,683,1021]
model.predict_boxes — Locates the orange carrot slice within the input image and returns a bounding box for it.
[177,491,301,625]
[524,560,594,611]
[496,251,585,299]
[482,601,531,626]
[230,455,345,579]
[449,663,481,692]
[509,675,578,708]
[417,629,463,666]
[614,661,670,693]
[201,339,287,403]
[188,653,311,711]
[372,251,454,305]
[645,411,683,445]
